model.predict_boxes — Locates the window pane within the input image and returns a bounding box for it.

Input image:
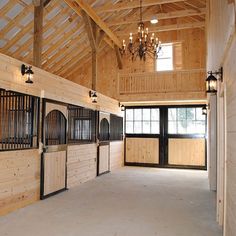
[126,121,133,133]
[196,108,205,121]
[168,121,177,134]
[134,109,142,121]
[151,109,159,121]
[143,121,151,133]
[151,121,159,134]
[134,121,142,133]
[195,121,206,133]
[186,108,195,120]
[186,120,196,133]
[156,44,173,71]
[177,108,186,120]
[126,109,133,121]
[168,109,176,121]
[177,121,187,134]
[157,58,173,71]
[143,109,150,120]
[168,107,206,135]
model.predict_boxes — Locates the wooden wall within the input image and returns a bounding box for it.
[67,144,97,188]
[168,138,205,166]
[207,0,236,234]
[126,138,159,164]
[0,53,124,215]
[68,28,206,102]
[0,53,122,115]
[110,141,124,171]
[0,149,40,216]
[224,40,236,236]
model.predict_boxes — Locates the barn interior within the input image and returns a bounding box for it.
[0,0,235,236]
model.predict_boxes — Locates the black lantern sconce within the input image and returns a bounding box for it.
[202,105,207,115]
[119,103,125,111]
[89,90,98,103]
[206,67,223,93]
[21,64,34,84]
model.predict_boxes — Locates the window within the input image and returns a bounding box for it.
[45,110,66,146]
[168,107,206,135]
[68,105,96,143]
[0,89,39,150]
[110,114,123,141]
[125,108,160,134]
[156,44,173,71]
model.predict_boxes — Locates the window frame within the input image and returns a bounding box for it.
[125,107,161,137]
[0,89,40,152]
[167,106,207,138]
[67,105,96,144]
[110,114,123,141]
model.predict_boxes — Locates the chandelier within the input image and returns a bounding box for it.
[121,0,162,61]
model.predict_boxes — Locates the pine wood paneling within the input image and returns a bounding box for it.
[126,138,159,164]
[67,144,97,188]
[99,145,109,174]
[207,0,236,233]
[224,38,236,236]
[43,151,66,195]
[69,28,206,102]
[168,138,205,166]
[0,149,40,216]
[0,53,122,116]
[110,141,124,171]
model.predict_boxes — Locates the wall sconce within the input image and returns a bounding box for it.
[206,67,223,93]
[119,103,125,111]
[21,64,34,84]
[202,105,207,115]
[89,90,97,103]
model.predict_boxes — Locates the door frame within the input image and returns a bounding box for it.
[124,105,207,170]
[97,111,111,176]
[40,99,68,199]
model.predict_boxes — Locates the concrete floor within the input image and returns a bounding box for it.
[0,167,222,236]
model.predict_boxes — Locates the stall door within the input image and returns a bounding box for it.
[98,112,110,176]
[41,101,67,199]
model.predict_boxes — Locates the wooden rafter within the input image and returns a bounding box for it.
[95,0,184,13]
[108,8,206,26]
[64,0,122,48]
[116,21,205,36]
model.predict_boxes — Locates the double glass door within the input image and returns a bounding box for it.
[125,106,207,169]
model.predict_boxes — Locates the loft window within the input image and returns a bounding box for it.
[168,107,206,135]
[110,114,123,141]
[156,44,173,71]
[125,108,160,134]
[0,89,39,151]
[68,105,96,143]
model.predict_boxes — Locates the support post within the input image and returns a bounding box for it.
[33,0,44,67]
[92,50,97,91]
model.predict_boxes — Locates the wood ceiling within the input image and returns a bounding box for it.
[0,0,206,78]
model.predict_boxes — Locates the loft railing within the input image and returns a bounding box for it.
[118,69,206,95]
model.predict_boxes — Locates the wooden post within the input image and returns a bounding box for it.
[81,11,106,91]
[115,45,123,70]
[92,50,97,91]
[33,0,44,68]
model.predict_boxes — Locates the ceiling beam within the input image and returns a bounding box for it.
[108,8,206,26]
[95,0,183,13]
[116,21,205,36]
[64,0,122,48]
